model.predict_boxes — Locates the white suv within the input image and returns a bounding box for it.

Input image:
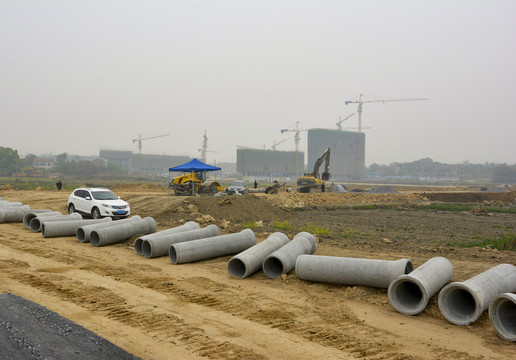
[68,187,130,219]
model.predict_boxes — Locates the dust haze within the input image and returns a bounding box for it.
[1,1,515,165]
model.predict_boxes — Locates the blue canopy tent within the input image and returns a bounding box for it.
[168,158,221,196]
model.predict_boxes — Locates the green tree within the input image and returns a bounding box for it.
[0,147,20,176]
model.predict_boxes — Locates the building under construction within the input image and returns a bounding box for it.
[307,129,365,179]
[236,149,304,178]
[99,150,190,173]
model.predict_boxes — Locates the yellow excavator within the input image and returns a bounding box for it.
[169,172,206,195]
[297,147,331,193]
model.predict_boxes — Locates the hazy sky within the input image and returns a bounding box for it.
[1,0,515,166]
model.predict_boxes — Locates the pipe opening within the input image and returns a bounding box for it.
[497,299,516,336]
[41,225,47,237]
[30,219,41,232]
[134,238,144,255]
[393,280,423,308]
[227,258,246,278]
[169,246,178,264]
[263,257,284,279]
[445,288,476,318]
[142,240,152,258]
[405,262,414,274]
[77,229,85,242]
[90,232,100,247]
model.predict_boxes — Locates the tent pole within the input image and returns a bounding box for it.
[192,171,195,196]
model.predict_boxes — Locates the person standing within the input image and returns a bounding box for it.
[254,180,258,189]
[56,179,63,191]
[321,182,325,193]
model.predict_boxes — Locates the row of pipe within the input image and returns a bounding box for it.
[2,197,515,341]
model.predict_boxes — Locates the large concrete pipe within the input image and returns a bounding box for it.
[30,213,83,232]
[0,205,32,223]
[438,264,516,326]
[76,216,142,243]
[23,211,62,229]
[295,255,413,288]
[41,218,112,238]
[134,221,200,255]
[228,232,290,278]
[0,201,23,207]
[489,293,516,341]
[142,224,220,259]
[90,217,156,247]
[263,232,317,279]
[388,257,454,315]
[169,229,256,265]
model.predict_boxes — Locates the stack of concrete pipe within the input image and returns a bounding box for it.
[141,224,220,259]
[41,217,112,238]
[169,229,256,264]
[90,216,157,247]
[23,211,63,229]
[77,216,142,243]
[228,232,289,278]
[30,213,83,232]
[0,206,36,223]
[134,221,200,256]
[262,232,317,279]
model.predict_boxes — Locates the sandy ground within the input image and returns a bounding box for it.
[1,187,515,359]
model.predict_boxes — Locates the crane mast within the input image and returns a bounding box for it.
[345,94,428,132]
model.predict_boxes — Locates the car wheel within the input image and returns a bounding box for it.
[91,207,102,219]
[68,203,75,214]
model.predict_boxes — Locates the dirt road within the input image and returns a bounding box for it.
[1,188,515,359]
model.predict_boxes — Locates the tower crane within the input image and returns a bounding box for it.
[198,130,217,163]
[280,121,308,175]
[132,133,169,154]
[336,113,355,131]
[345,94,428,132]
[271,138,287,150]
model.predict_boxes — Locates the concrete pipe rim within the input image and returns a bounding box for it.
[169,245,178,264]
[388,276,429,316]
[30,218,42,232]
[134,238,144,255]
[227,257,248,278]
[489,293,516,342]
[263,256,285,279]
[142,240,153,258]
[438,282,482,326]
[90,231,100,247]
[77,228,86,242]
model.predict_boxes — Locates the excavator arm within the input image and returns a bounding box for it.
[313,147,331,180]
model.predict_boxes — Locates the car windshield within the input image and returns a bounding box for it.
[91,191,118,200]
[231,181,245,187]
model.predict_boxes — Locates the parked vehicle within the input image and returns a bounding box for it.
[227,180,248,195]
[67,188,130,219]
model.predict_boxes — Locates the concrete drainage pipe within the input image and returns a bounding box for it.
[23,211,62,229]
[489,293,516,341]
[76,216,142,243]
[438,264,516,326]
[228,232,289,278]
[134,221,200,255]
[30,213,83,232]
[263,232,317,279]
[388,257,454,315]
[0,206,33,223]
[295,255,413,288]
[142,224,220,259]
[90,217,156,247]
[0,201,23,207]
[169,229,256,265]
[41,218,112,238]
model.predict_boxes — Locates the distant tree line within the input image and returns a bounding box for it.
[365,158,516,184]
[0,147,124,177]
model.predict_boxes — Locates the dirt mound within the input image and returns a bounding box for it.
[261,192,427,209]
[111,183,167,193]
[424,191,516,203]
